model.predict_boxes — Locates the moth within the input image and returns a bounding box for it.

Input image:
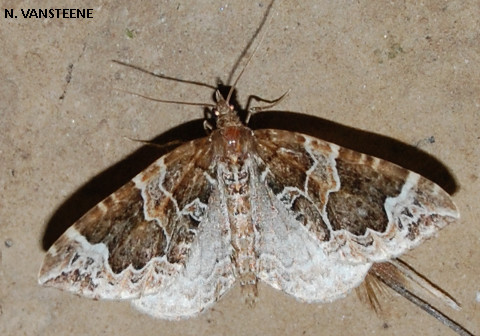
[38,9,472,336]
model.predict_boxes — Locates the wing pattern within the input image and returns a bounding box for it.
[254,129,458,264]
[39,137,237,310]
[39,125,459,318]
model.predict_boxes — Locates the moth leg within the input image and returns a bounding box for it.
[369,260,474,336]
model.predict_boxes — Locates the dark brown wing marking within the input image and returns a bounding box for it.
[140,137,215,264]
[38,137,215,299]
[76,181,166,274]
[255,129,333,242]
[253,129,459,263]
[326,147,408,235]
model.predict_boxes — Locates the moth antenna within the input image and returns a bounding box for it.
[370,261,474,336]
[225,1,275,104]
[111,60,216,90]
[114,88,215,109]
[226,0,276,85]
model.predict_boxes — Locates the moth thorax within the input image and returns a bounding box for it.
[215,110,242,129]
[218,126,254,160]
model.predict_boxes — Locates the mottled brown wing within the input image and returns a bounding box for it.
[39,137,216,299]
[254,129,459,263]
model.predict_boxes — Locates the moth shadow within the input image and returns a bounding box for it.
[41,110,459,250]
[250,110,459,194]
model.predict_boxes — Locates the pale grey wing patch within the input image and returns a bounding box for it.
[254,129,459,264]
[253,183,371,303]
[132,189,235,319]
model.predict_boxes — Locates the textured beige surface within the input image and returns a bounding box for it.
[0,1,479,335]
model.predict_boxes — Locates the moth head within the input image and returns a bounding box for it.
[210,90,242,129]
[213,90,234,116]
